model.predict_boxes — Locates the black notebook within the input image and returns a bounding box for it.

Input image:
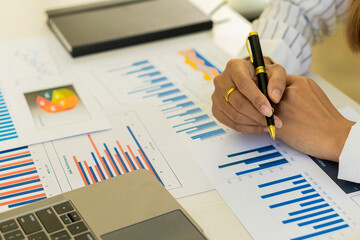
[46,0,213,57]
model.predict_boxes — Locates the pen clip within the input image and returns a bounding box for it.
[246,36,253,64]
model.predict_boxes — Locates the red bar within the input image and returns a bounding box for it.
[0,175,39,188]
[138,149,156,178]
[84,161,96,184]
[127,145,142,169]
[0,151,31,160]
[104,150,119,175]
[95,166,104,181]
[88,135,111,179]
[0,167,37,178]
[116,141,134,171]
[115,154,126,173]
[73,156,88,186]
[0,184,43,197]
[0,159,33,169]
[0,193,46,207]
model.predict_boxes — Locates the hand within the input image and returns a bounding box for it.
[275,75,356,161]
[211,58,285,133]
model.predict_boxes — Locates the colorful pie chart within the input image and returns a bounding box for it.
[36,88,78,113]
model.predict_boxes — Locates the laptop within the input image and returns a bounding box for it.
[0,169,208,240]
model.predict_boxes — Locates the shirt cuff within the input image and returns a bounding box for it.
[238,39,301,75]
[338,122,360,183]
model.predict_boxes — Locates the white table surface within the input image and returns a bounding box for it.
[1,1,359,240]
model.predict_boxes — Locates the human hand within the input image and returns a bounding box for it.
[275,75,356,162]
[211,58,285,133]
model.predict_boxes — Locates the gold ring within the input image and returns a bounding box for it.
[225,87,236,103]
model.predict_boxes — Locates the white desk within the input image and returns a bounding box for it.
[1,1,359,240]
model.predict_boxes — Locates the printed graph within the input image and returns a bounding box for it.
[97,58,226,141]
[258,174,349,240]
[218,145,289,176]
[0,88,18,142]
[0,146,46,209]
[178,49,221,81]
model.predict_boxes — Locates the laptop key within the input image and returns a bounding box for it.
[28,231,49,240]
[0,220,18,233]
[36,208,63,233]
[67,222,87,235]
[4,230,24,240]
[68,212,81,222]
[50,230,71,240]
[54,202,73,215]
[17,213,42,234]
[60,215,71,225]
[74,232,95,240]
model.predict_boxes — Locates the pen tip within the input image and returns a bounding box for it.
[268,125,276,140]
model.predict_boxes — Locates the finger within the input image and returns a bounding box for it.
[230,68,273,117]
[212,105,265,133]
[267,64,286,103]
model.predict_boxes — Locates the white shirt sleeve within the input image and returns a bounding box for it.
[338,122,360,183]
[238,0,351,75]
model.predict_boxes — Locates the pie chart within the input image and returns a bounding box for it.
[36,88,78,113]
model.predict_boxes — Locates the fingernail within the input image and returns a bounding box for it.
[275,118,282,128]
[271,89,282,103]
[260,105,273,117]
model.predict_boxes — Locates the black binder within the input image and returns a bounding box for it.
[46,0,213,57]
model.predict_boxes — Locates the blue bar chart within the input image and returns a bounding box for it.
[96,56,226,141]
[218,145,289,176]
[258,174,349,240]
[0,89,18,142]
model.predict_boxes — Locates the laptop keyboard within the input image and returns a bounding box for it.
[0,201,96,240]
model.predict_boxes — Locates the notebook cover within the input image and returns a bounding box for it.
[46,0,213,57]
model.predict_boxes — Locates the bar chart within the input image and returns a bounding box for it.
[51,111,182,191]
[0,146,46,210]
[0,88,18,142]
[258,174,349,240]
[93,56,226,141]
[218,145,289,176]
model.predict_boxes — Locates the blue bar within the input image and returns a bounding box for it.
[0,128,15,134]
[289,203,329,216]
[0,146,28,155]
[228,145,276,158]
[0,113,10,118]
[9,197,47,208]
[236,159,288,176]
[138,71,162,78]
[107,60,149,72]
[136,156,145,169]
[258,174,302,188]
[0,179,41,191]
[162,101,195,112]
[162,95,187,103]
[123,66,155,75]
[191,128,226,140]
[302,189,316,194]
[91,152,106,180]
[0,124,14,130]
[313,219,344,229]
[0,135,18,141]
[101,157,114,178]
[114,148,129,173]
[0,162,34,172]
[147,77,167,84]
[89,166,99,182]
[167,108,202,119]
[0,132,18,138]
[298,214,339,226]
[0,121,13,126]
[129,83,174,94]
[0,110,9,114]
[0,117,11,122]
[291,224,349,240]
[104,144,120,175]
[269,194,320,209]
[219,152,282,168]
[78,162,90,185]
[127,126,163,185]
[173,114,210,128]
[0,170,38,181]
[293,179,307,185]
[0,154,32,163]
[145,88,180,98]
[176,121,217,133]
[283,209,334,224]
[0,188,44,200]
[261,184,311,199]
[300,198,325,207]
[125,152,136,170]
